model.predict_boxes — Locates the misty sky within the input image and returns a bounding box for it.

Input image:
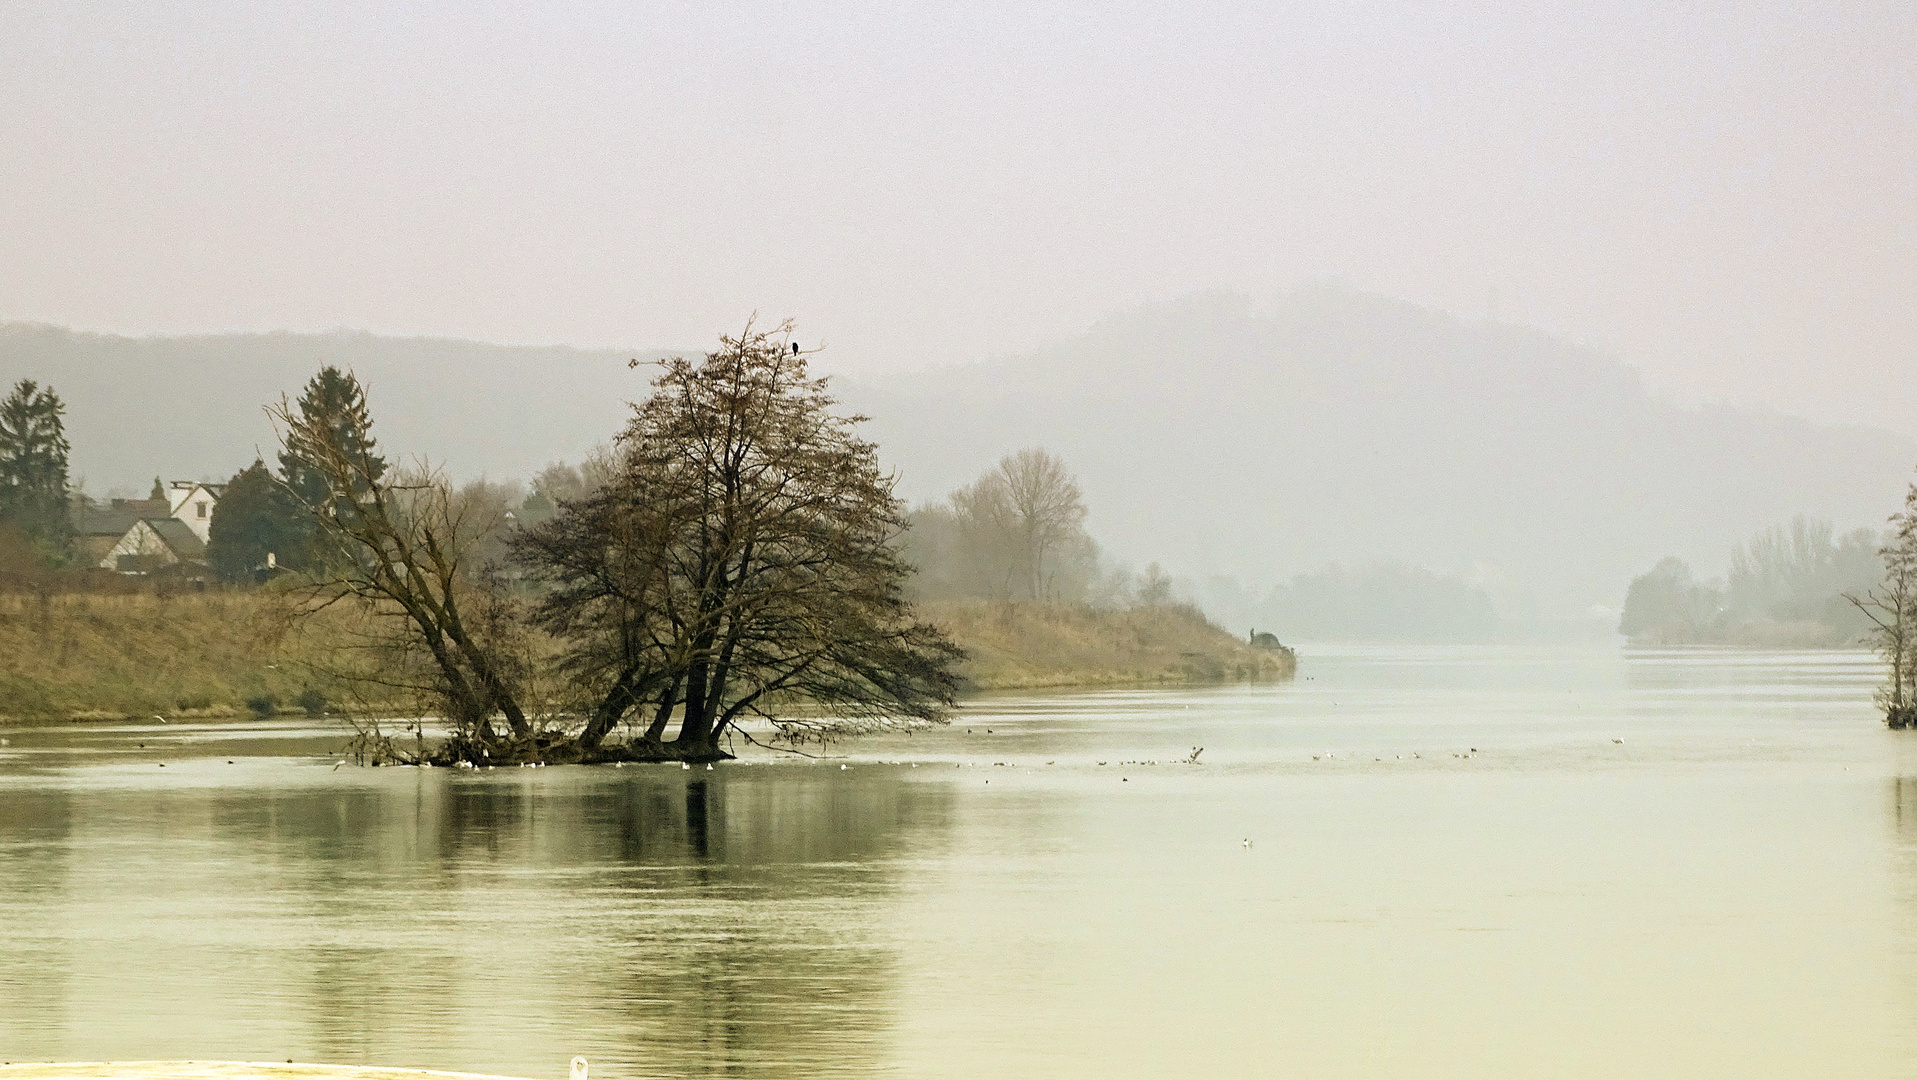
[2,2,1911,432]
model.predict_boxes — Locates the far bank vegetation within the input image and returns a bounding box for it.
[1619,516,1883,648]
[270,323,963,764]
[0,323,1291,744]
[897,447,1292,688]
[1847,477,1917,728]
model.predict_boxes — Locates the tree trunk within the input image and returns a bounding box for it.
[642,676,680,743]
[678,648,713,744]
[580,677,640,751]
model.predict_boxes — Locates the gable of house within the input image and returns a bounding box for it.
[74,501,164,566]
[78,479,227,570]
[98,516,208,571]
[166,481,225,542]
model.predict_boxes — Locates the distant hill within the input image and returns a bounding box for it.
[6,283,1912,622]
[0,322,673,494]
[837,284,1915,620]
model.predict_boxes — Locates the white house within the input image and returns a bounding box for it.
[99,517,207,571]
[73,479,226,571]
[166,480,224,543]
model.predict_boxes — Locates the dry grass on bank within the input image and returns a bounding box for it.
[1,588,1295,724]
[0,588,355,722]
[924,600,1296,690]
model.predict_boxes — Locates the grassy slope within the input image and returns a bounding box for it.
[0,590,349,721]
[0,591,1294,722]
[924,600,1296,690]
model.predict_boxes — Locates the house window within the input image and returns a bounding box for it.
[196,501,208,518]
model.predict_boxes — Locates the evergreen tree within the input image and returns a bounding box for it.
[205,460,312,580]
[149,476,166,503]
[278,366,385,508]
[0,379,73,557]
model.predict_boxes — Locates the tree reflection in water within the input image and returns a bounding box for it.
[0,764,952,1079]
[0,789,74,1057]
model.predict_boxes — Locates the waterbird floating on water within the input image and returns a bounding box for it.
[571,1057,588,1080]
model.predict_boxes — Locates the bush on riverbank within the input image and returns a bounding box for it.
[0,590,1293,723]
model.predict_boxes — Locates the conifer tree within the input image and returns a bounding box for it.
[279,367,386,508]
[206,459,313,580]
[0,379,73,557]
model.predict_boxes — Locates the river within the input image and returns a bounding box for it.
[4,644,1915,1079]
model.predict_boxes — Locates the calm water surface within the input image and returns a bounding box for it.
[5,645,1917,1079]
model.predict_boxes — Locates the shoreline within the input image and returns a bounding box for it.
[0,591,1293,726]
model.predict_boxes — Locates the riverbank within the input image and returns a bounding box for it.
[0,590,341,723]
[0,591,1293,724]
[923,599,1294,689]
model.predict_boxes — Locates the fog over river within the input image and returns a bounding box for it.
[4,646,1915,1079]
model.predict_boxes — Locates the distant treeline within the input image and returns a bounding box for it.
[895,448,1509,643]
[1619,516,1881,646]
[897,447,1182,613]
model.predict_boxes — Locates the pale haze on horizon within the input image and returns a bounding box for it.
[1,1,1912,433]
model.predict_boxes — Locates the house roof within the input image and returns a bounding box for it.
[75,506,154,537]
[143,518,206,558]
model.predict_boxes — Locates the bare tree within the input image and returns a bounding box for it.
[509,464,684,750]
[997,447,1088,601]
[1849,508,1917,728]
[1137,562,1174,607]
[937,447,1090,602]
[515,320,963,760]
[948,471,1021,598]
[269,375,536,755]
[270,331,960,765]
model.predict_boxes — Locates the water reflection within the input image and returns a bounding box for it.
[1890,776,1917,839]
[0,764,951,1079]
[0,789,73,1051]
[10,648,1917,1079]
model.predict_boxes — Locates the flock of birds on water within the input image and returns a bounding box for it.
[22,731,1651,773]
